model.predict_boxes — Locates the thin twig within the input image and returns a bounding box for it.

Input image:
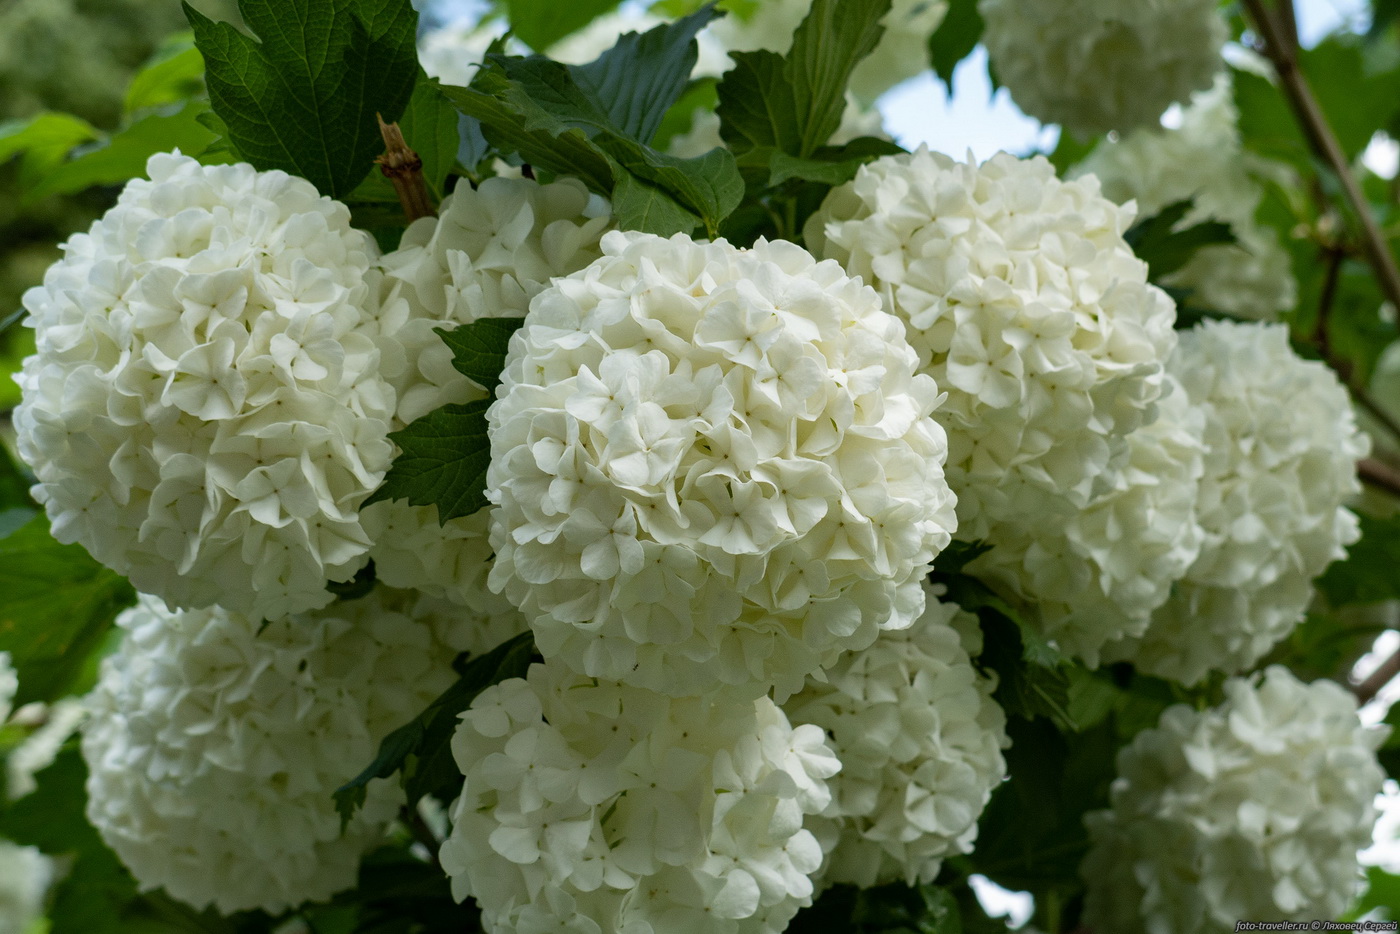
[1355,646,1400,705]
[1353,385,1400,443]
[1313,244,1345,359]
[1241,0,1400,311]
[376,114,436,223]
[1360,456,1400,497]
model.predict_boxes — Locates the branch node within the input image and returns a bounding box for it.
[376,113,436,223]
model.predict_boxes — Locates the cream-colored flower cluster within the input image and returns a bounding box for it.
[81,588,469,914]
[1082,666,1386,933]
[486,229,958,701]
[965,376,1207,664]
[1105,321,1368,683]
[441,662,841,934]
[1078,76,1297,320]
[785,585,1007,888]
[14,153,391,620]
[806,148,1178,543]
[979,0,1227,136]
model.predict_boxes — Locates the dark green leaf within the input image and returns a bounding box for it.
[571,5,719,144]
[125,36,206,116]
[717,0,891,158]
[0,517,136,707]
[599,139,742,234]
[437,318,526,393]
[927,0,983,95]
[26,100,221,203]
[505,0,621,52]
[1124,200,1235,281]
[0,444,33,514]
[1318,513,1400,606]
[930,540,992,576]
[334,632,537,824]
[651,78,718,153]
[365,399,493,523]
[790,882,963,934]
[349,74,464,205]
[185,0,419,198]
[610,163,703,234]
[767,135,905,187]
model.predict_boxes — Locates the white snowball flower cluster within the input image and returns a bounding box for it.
[1104,321,1368,683]
[707,0,948,104]
[487,230,958,700]
[785,584,1007,888]
[964,376,1207,665]
[1077,76,1296,320]
[1082,666,1386,933]
[362,176,609,614]
[979,0,1226,137]
[805,149,1178,542]
[82,587,470,914]
[0,840,52,934]
[14,152,392,620]
[440,662,841,934]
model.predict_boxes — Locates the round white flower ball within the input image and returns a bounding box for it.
[1077,76,1296,320]
[1082,666,1386,932]
[13,152,392,620]
[1104,321,1368,683]
[805,148,1178,542]
[362,176,609,612]
[785,584,1007,888]
[0,840,52,934]
[487,230,958,701]
[707,0,948,104]
[964,375,1207,665]
[979,0,1227,137]
[440,662,841,934]
[81,587,471,914]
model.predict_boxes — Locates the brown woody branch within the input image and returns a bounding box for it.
[376,114,436,223]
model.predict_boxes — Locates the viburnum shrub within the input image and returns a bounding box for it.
[1,1,1400,932]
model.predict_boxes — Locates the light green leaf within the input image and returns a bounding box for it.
[0,517,136,707]
[0,112,101,189]
[185,0,419,198]
[611,167,704,235]
[504,0,622,52]
[124,36,206,116]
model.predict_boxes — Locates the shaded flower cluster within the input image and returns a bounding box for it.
[440,662,841,934]
[81,588,469,914]
[1082,666,1386,933]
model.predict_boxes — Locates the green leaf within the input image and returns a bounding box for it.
[437,318,526,393]
[505,0,622,52]
[766,136,905,187]
[599,140,742,235]
[1318,513,1400,606]
[350,75,464,205]
[927,0,983,95]
[930,540,992,576]
[1348,865,1400,920]
[185,0,419,198]
[716,0,891,158]
[25,100,221,203]
[125,36,206,116]
[334,632,537,824]
[365,400,492,523]
[570,5,719,144]
[651,78,718,152]
[611,168,703,234]
[1123,200,1235,281]
[0,112,102,189]
[0,517,136,707]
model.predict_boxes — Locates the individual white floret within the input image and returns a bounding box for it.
[362,176,609,612]
[487,230,958,701]
[965,376,1207,665]
[707,0,948,104]
[806,148,1178,542]
[1082,666,1386,933]
[1077,76,1296,320]
[13,152,393,620]
[81,587,472,915]
[0,840,52,934]
[979,0,1226,136]
[1103,321,1368,683]
[440,662,841,934]
[785,584,1007,888]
